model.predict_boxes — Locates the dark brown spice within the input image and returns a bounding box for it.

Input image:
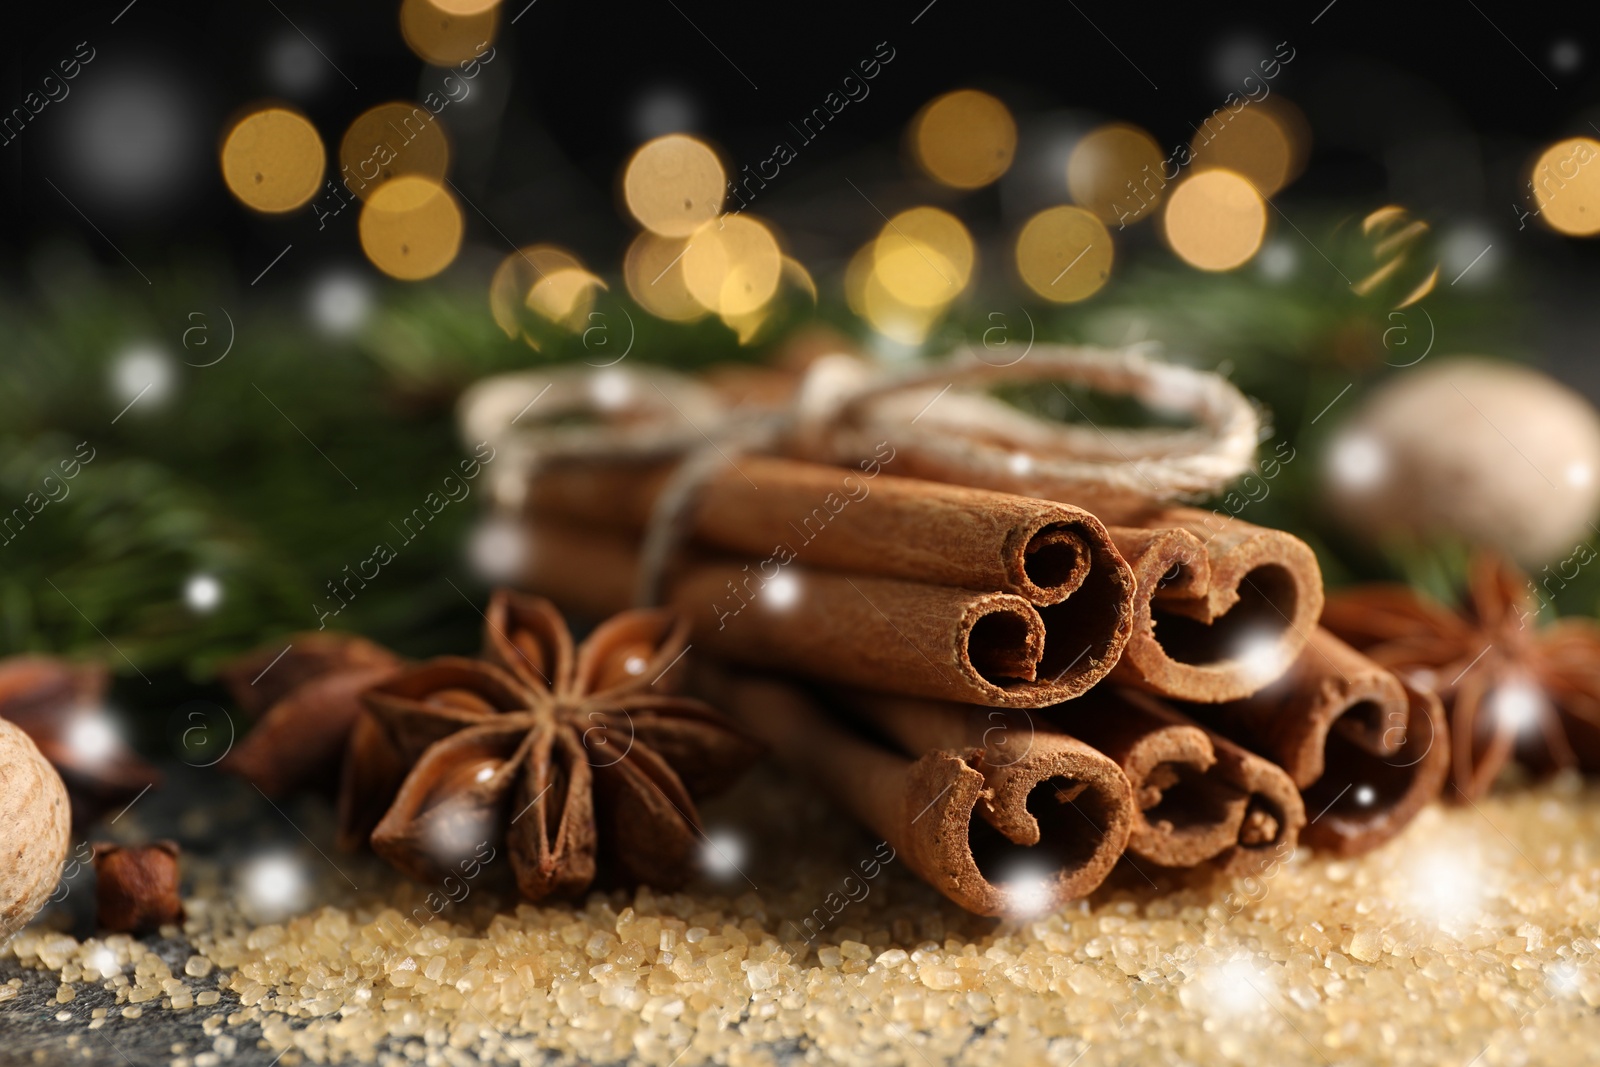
[93,840,182,934]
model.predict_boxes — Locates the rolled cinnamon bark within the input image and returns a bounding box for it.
[835,692,1134,860]
[520,517,642,621]
[700,670,1133,916]
[522,518,1116,707]
[1188,628,1449,855]
[1107,508,1324,703]
[527,455,1133,609]
[676,562,1052,704]
[1046,686,1304,873]
[524,456,1136,700]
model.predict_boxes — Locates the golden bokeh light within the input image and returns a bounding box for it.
[863,270,940,345]
[623,135,725,237]
[721,304,771,346]
[844,242,875,320]
[220,108,325,214]
[1067,124,1165,225]
[682,216,781,316]
[1163,170,1266,271]
[527,268,604,332]
[490,245,586,336]
[873,207,974,308]
[339,103,450,200]
[846,241,939,345]
[1188,107,1294,196]
[1351,206,1438,308]
[623,232,707,323]
[782,256,818,304]
[358,176,463,280]
[912,89,1017,189]
[1395,265,1440,308]
[428,0,501,14]
[1532,137,1600,236]
[1261,97,1312,186]
[400,0,498,67]
[1015,206,1113,303]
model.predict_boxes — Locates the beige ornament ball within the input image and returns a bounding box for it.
[1323,357,1600,566]
[1,718,71,940]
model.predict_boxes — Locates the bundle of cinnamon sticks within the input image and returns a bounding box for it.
[514,447,1447,916]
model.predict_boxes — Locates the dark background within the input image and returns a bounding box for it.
[2,1,1594,283]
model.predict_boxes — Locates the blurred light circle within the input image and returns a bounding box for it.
[110,344,176,410]
[83,946,122,980]
[1163,170,1266,271]
[844,242,875,320]
[624,134,725,237]
[624,231,707,322]
[489,245,586,336]
[66,712,119,764]
[633,86,698,141]
[264,33,325,96]
[340,103,450,201]
[1260,98,1312,185]
[1438,224,1499,289]
[1327,432,1387,492]
[1352,205,1438,308]
[308,271,374,336]
[850,241,941,346]
[682,215,781,316]
[400,0,499,66]
[1531,137,1600,236]
[782,255,817,303]
[239,852,310,921]
[873,207,974,308]
[468,514,527,584]
[1209,33,1271,93]
[1015,205,1113,302]
[1067,123,1166,225]
[58,66,199,215]
[359,177,463,280]
[184,574,222,613]
[526,268,604,331]
[221,108,325,214]
[590,368,633,410]
[1256,239,1297,281]
[912,89,1017,190]
[1189,107,1294,196]
[700,828,746,878]
[1550,38,1583,75]
[863,274,940,345]
[720,303,771,345]
[430,0,502,13]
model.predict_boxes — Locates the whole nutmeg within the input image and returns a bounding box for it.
[1323,358,1600,567]
[94,841,183,934]
[1,718,71,939]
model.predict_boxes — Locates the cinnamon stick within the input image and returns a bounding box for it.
[524,456,1136,699]
[699,669,1133,916]
[834,692,1133,865]
[1046,686,1304,873]
[527,455,1132,609]
[522,518,1115,707]
[1187,628,1449,855]
[1107,508,1324,703]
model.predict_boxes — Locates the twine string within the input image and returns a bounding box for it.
[457,345,1262,607]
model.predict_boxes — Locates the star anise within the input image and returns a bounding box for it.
[365,590,759,901]
[1322,552,1600,801]
[0,656,161,829]
[219,633,407,851]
